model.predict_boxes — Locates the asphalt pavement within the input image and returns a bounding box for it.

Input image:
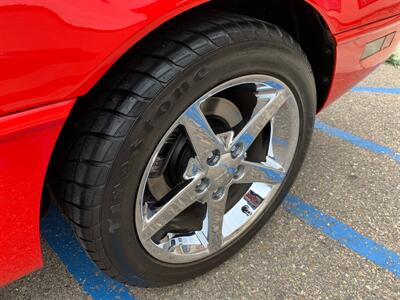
[1,64,399,300]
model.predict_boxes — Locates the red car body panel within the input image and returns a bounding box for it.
[307,0,400,33]
[0,100,75,285]
[0,0,399,286]
[0,0,209,116]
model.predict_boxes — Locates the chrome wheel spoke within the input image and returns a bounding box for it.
[235,160,285,186]
[136,75,300,264]
[141,179,202,241]
[233,89,291,153]
[207,193,228,253]
[180,104,224,164]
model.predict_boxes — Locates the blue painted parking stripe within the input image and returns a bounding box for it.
[284,195,400,278]
[315,120,400,163]
[41,205,134,300]
[352,86,400,94]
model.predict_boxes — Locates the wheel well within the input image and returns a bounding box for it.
[204,0,336,111]
[89,0,335,111]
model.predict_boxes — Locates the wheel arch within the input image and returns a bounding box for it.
[70,0,336,117]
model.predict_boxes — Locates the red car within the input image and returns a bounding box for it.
[1,0,399,287]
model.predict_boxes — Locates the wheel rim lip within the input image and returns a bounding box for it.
[135,74,300,264]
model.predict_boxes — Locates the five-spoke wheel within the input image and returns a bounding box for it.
[136,75,300,263]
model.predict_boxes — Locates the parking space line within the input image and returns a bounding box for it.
[315,120,400,163]
[352,87,400,94]
[284,195,400,278]
[41,205,135,300]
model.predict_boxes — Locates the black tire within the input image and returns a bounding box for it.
[50,10,316,287]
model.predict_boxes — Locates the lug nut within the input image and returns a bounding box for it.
[212,187,225,200]
[231,143,243,159]
[207,149,221,166]
[196,178,210,193]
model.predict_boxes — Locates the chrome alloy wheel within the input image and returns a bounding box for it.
[136,74,300,263]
